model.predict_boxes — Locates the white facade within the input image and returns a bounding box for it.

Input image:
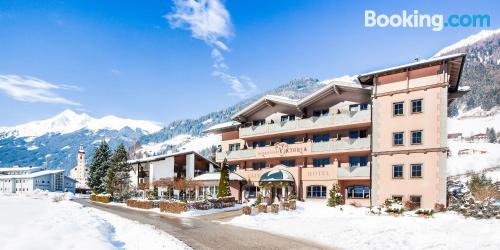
[70,144,88,189]
[0,166,76,193]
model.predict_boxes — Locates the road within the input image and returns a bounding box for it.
[74,199,334,250]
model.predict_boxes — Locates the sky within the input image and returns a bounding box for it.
[0,0,498,126]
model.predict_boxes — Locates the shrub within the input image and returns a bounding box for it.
[468,173,497,201]
[270,203,279,213]
[383,199,404,214]
[434,203,446,212]
[127,199,153,209]
[288,200,297,210]
[415,208,434,216]
[254,193,262,206]
[90,194,111,203]
[404,200,420,211]
[257,204,267,213]
[327,184,342,207]
[281,201,290,211]
[242,205,252,215]
[159,200,188,214]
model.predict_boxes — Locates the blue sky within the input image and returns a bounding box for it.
[0,0,498,126]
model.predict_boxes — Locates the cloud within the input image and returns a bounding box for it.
[212,71,257,98]
[0,75,80,106]
[166,0,257,98]
[166,0,232,50]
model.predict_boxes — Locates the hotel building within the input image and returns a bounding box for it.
[0,166,77,193]
[206,54,468,208]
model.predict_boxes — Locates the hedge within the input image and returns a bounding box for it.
[159,200,189,214]
[90,194,111,203]
[127,199,154,209]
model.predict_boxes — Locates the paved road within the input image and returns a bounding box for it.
[74,199,333,250]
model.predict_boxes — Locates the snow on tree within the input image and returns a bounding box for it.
[327,183,342,207]
[217,158,231,198]
[486,127,497,143]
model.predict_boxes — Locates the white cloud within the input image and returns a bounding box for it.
[166,0,258,99]
[166,0,232,50]
[212,71,257,98]
[0,75,80,106]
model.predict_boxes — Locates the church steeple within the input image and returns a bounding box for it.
[77,144,85,167]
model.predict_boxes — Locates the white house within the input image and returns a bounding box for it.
[0,166,76,193]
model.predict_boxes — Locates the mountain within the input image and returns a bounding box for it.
[0,110,162,170]
[432,29,500,116]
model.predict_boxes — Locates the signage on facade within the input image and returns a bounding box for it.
[256,142,311,158]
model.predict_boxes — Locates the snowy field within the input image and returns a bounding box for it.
[448,141,500,181]
[0,192,191,250]
[227,201,500,250]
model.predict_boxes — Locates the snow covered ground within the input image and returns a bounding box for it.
[227,201,500,250]
[447,140,500,181]
[0,192,191,250]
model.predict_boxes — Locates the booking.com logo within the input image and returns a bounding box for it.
[365,10,491,31]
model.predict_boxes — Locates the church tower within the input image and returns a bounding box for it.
[71,144,88,189]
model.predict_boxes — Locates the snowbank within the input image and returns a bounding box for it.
[0,193,191,250]
[227,201,500,250]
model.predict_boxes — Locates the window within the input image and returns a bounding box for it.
[349,104,360,112]
[393,165,404,179]
[349,156,369,167]
[411,99,422,113]
[346,186,370,199]
[306,186,327,198]
[313,109,329,117]
[313,133,329,143]
[393,102,404,116]
[360,130,368,138]
[313,158,330,167]
[281,114,295,122]
[349,130,359,139]
[280,137,296,144]
[360,103,369,110]
[411,130,422,145]
[411,164,422,178]
[252,119,265,126]
[410,196,422,208]
[280,160,296,167]
[246,186,260,198]
[393,132,404,145]
[252,162,266,170]
[392,195,403,202]
[252,141,266,148]
[228,164,238,172]
[228,143,240,151]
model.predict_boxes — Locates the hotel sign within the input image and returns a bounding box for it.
[256,142,311,158]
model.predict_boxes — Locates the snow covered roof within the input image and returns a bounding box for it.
[231,95,298,121]
[203,121,241,133]
[0,169,64,179]
[297,81,371,108]
[192,172,244,181]
[260,168,295,182]
[358,53,466,92]
[0,166,42,172]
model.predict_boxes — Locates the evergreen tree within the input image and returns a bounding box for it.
[327,184,342,207]
[487,127,497,143]
[107,144,132,194]
[87,139,111,194]
[217,158,231,198]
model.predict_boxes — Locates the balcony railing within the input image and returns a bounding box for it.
[337,163,371,178]
[240,110,370,138]
[216,136,370,162]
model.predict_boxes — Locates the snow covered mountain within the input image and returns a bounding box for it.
[0,110,162,170]
[0,109,161,138]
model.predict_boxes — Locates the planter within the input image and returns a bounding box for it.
[159,200,188,214]
[257,204,268,213]
[90,194,111,203]
[288,200,297,210]
[127,199,153,209]
[270,204,279,213]
[242,206,252,215]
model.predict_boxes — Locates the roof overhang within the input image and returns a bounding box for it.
[297,81,371,108]
[357,53,466,92]
[231,95,298,122]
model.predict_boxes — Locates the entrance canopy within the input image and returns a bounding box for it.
[260,168,294,182]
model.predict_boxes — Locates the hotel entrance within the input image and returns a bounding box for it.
[259,169,295,203]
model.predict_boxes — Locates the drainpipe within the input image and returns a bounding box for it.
[369,76,376,208]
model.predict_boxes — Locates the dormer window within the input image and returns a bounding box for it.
[252,120,265,126]
[313,109,329,117]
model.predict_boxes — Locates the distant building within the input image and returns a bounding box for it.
[448,133,463,141]
[0,166,76,193]
[70,144,89,190]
